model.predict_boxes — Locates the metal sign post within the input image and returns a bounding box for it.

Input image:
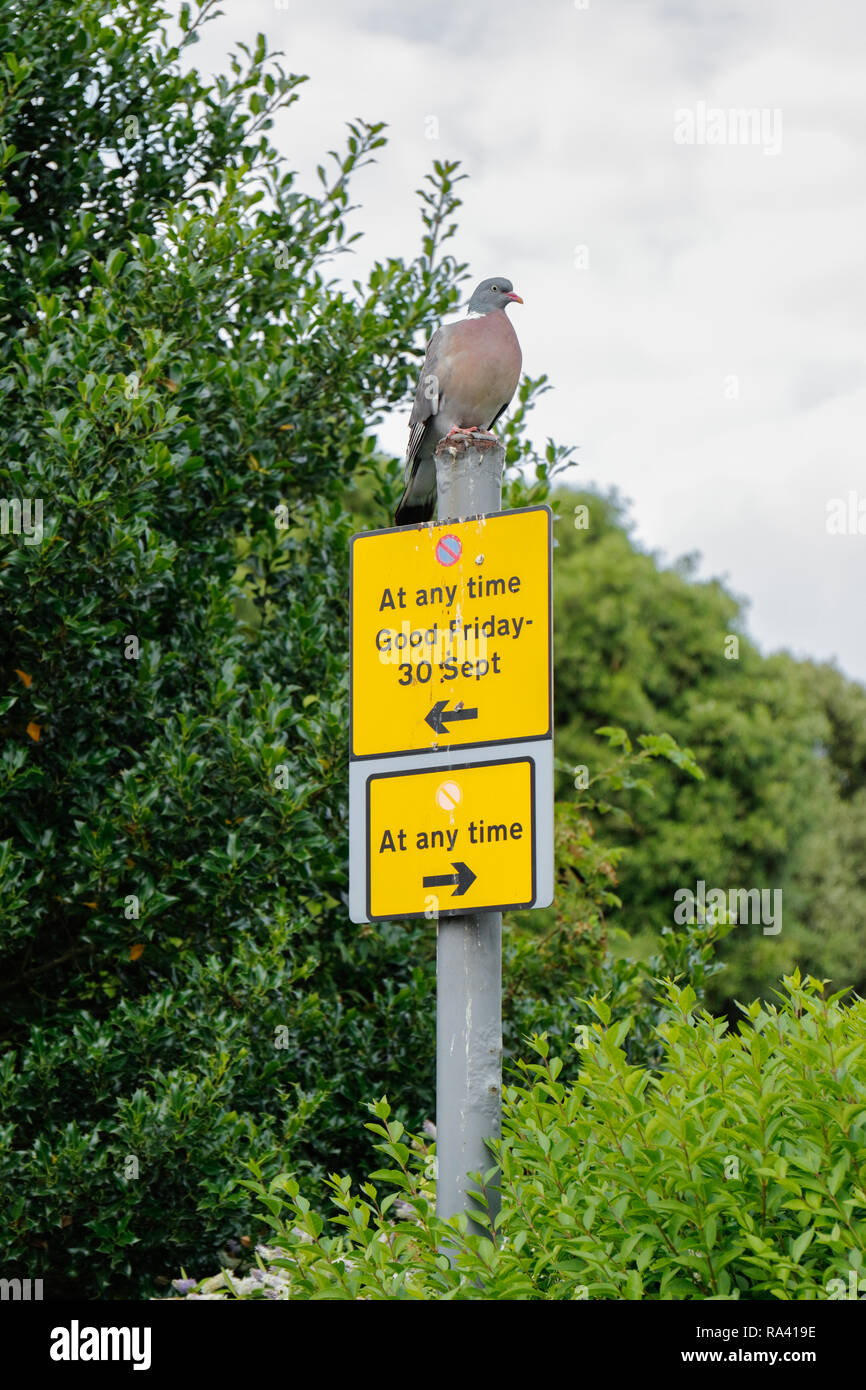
[348,430,554,1238]
[433,431,506,1238]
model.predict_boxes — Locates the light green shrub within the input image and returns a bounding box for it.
[201,972,866,1300]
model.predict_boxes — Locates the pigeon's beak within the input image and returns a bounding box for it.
[507,292,524,304]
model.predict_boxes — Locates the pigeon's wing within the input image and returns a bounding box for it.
[405,325,447,471]
[485,346,522,432]
[487,400,510,430]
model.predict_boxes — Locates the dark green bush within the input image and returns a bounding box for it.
[0,0,467,1298]
[0,0,598,1299]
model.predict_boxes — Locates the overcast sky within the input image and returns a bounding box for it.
[187,0,865,686]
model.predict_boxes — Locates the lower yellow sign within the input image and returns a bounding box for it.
[366,758,536,921]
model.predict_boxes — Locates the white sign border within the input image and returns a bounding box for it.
[349,739,555,924]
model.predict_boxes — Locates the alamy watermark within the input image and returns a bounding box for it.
[674,102,783,157]
[0,497,43,545]
[674,880,782,935]
[826,1264,866,1299]
[826,491,866,535]
[50,1320,151,1370]
[0,1275,43,1299]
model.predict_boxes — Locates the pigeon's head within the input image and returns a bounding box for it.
[466,277,523,315]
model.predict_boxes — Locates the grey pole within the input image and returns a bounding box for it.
[433,429,504,1239]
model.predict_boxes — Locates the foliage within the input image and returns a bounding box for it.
[0,0,468,1298]
[0,0,653,1302]
[503,726,725,1073]
[551,489,866,1008]
[3,0,864,1306]
[196,974,866,1300]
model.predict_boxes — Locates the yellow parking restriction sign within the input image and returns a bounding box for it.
[350,506,551,759]
[366,757,536,921]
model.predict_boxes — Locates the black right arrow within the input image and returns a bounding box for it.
[425,701,479,735]
[422,862,477,897]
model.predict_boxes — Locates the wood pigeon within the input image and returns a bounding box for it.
[394,277,523,525]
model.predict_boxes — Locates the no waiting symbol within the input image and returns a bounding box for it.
[436,781,461,811]
[436,534,462,567]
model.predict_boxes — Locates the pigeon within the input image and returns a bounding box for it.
[394,277,523,525]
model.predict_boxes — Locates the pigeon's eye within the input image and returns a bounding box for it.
[491,284,498,292]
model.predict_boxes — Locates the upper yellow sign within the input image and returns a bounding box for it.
[350,505,551,758]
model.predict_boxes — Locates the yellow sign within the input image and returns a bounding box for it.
[366,758,536,920]
[350,506,551,759]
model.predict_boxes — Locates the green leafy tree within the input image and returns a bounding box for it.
[0,0,474,1298]
[0,0,616,1302]
[551,489,866,1007]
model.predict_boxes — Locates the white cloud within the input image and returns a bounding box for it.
[185,0,865,684]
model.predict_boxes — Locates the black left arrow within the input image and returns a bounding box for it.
[422,862,477,897]
[425,701,479,735]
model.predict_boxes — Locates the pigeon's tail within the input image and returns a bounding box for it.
[395,446,435,526]
[394,490,435,527]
